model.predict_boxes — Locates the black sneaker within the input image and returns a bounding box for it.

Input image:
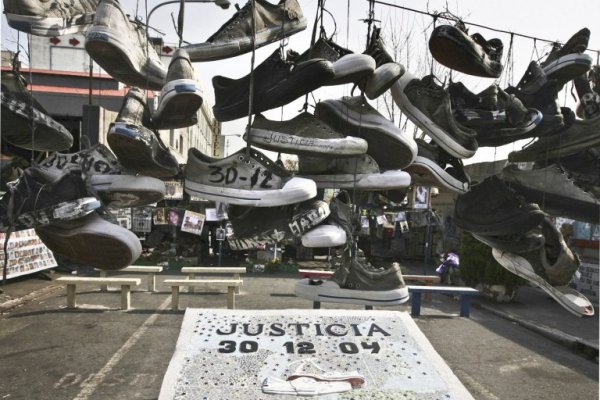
[108,88,180,178]
[360,26,405,99]
[1,70,73,151]
[429,21,503,78]
[212,49,334,122]
[540,28,592,89]
[454,175,545,235]
[574,74,600,119]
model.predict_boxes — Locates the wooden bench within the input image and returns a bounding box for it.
[55,277,141,310]
[181,267,246,294]
[163,279,242,310]
[97,266,163,292]
[408,285,479,317]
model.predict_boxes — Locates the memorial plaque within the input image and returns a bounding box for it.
[159,309,473,399]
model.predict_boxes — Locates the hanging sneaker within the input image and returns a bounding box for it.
[548,147,600,199]
[286,359,365,388]
[1,70,73,151]
[152,49,203,130]
[574,73,600,119]
[429,21,503,78]
[40,144,166,208]
[245,112,368,157]
[108,87,180,178]
[471,230,545,254]
[0,167,101,232]
[295,259,409,306]
[391,72,477,159]
[453,175,545,235]
[361,26,405,99]
[3,0,99,36]
[184,0,307,62]
[405,139,470,193]
[314,96,417,169]
[540,28,592,89]
[85,0,167,90]
[297,153,411,191]
[212,49,334,121]
[35,212,142,270]
[301,223,347,248]
[261,376,351,396]
[185,147,316,206]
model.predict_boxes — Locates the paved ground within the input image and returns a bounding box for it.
[0,264,598,400]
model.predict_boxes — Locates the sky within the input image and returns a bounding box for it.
[2,0,599,165]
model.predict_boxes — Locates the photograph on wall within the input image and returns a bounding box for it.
[164,180,184,200]
[153,208,168,225]
[168,209,183,228]
[181,210,205,236]
[413,185,430,209]
[132,207,153,232]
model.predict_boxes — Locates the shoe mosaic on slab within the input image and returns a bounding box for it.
[405,139,470,194]
[35,212,142,270]
[361,26,405,99]
[184,0,306,62]
[261,376,351,396]
[108,88,181,178]
[454,175,545,235]
[301,223,347,248]
[245,112,368,157]
[40,144,166,208]
[295,260,409,306]
[0,167,100,232]
[287,359,365,388]
[315,96,417,169]
[153,49,203,130]
[392,72,478,159]
[501,164,600,224]
[212,49,334,122]
[298,153,411,191]
[85,0,167,90]
[429,21,503,78]
[185,147,316,206]
[3,0,99,36]
[1,71,73,151]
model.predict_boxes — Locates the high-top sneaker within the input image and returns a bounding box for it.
[85,0,167,90]
[361,26,405,99]
[108,88,180,178]
[153,49,203,130]
[3,0,99,36]
[184,0,307,62]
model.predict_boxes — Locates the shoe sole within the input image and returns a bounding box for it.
[301,225,347,248]
[85,26,164,90]
[184,18,307,62]
[294,278,410,306]
[153,79,203,129]
[542,53,593,88]
[5,12,94,36]
[298,170,411,190]
[247,127,368,157]
[471,232,544,254]
[405,156,469,193]
[184,176,316,207]
[90,175,166,208]
[315,100,417,169]
[327,54,376,86]
[36,214,142,270]
[476,109,543,147]
[492,248,594,317]
[365,62,404,99]
[391,74,476,159]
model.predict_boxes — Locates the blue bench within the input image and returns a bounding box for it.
[408,285,479,317]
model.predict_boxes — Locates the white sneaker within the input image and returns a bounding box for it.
[287,359,365,388]
[261,376,352,396]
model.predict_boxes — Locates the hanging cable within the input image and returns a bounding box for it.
[244,0,258,158]
[177,0,185,47]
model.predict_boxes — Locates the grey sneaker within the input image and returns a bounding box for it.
[245,112,367,157]
[314,96,417,169]
[40,144,166,208]
[1,70,73,151]
[294,259,409,306]
[85,0,167,90]
[184,0,307,62]
[152,49,203,130]
[108,88,180,178]
[297,153,411,191]
[392,72,477,159]
[184,147,316,206]
[3,0,99,36]
[501,164,600,224]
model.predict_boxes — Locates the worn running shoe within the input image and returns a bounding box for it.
[3,0,99,36]
[314,96,417,169]
[108,88,180,178]
[361,26,405,99]
[185,147,316,206]
[1,70,73,151]
[245,112,367,157]
[184,0,306,62]
[153,49,203,130]
[85,0,167,90]
[429,21,503,78]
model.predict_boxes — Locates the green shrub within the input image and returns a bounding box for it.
[459,231,526,292]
